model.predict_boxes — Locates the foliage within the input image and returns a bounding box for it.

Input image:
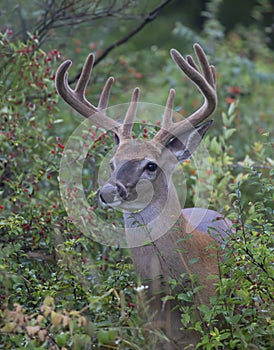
[0,2,274,349]
[173,153,273,350]
[0,31,150,349]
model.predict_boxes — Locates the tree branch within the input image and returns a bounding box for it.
[36,0,140,42]
[68,0,174,84]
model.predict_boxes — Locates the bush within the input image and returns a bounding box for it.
[179,161,273,350]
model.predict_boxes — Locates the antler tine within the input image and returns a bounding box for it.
[74,53,95,101]
[98,77,115,111]
[55,55,120,131]
[186,54,199,71]
[153,89,176,143]
[154,43,217,145]
[162,88,176,129]
[193,44,215,89]
[210,65,216,87]
[120,87,140,139]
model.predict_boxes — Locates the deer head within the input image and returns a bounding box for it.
[56,44,217,215]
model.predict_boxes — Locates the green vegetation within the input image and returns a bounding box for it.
[0,0,273,349]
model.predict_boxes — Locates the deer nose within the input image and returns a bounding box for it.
[99,182,128,204]
[99,183,117,204]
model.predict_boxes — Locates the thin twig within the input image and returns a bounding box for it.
[69,0,173,84]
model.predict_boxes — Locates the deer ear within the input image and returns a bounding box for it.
[114,133,120,145]
[165,120,213,162]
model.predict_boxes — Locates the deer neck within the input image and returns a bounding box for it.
[124,179,185,248]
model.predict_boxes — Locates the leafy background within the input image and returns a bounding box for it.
[0,0,273,349]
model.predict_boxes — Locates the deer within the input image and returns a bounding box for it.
[55,44,232,349]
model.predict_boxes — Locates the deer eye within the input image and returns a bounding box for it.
[145,162,158,172]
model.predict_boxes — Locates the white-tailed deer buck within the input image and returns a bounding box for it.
[56,44,232,349]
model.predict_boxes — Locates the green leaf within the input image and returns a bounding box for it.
[188,257,199,265]
[97,329,116,345]
[224,128,236,140]
[177,292,192,302]
[210,136,222,154]
[181,313,190,327]
[55,333,70,347]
